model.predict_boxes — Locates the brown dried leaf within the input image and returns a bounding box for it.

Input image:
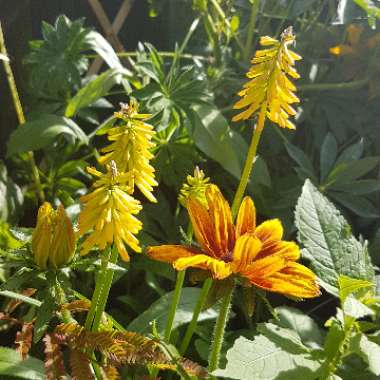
[60,299,91,313]
[15,322,33,359]
[70,349,92,380]
[44,334,67,380]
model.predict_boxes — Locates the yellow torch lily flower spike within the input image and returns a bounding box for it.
[32,202,75,270]
[148,185,320,299]
[178,167,210,207]
[78,161,142,261]
[98,99,158,203]
[233,27,301,130]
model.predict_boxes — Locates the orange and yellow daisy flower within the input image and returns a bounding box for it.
[147,185,320,299]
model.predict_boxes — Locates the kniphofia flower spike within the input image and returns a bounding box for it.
[78,161,142,261]
[148,185,320,298]
[98,99,158,203]
[233,27,301,130]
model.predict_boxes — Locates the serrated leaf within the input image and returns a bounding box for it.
[0,347,45,380]
[338,275,373,304]
[7,115,88,156]
[295,180,374,294]
[214,336,320,380]
[128,287,218,335]
[343,296,374,319]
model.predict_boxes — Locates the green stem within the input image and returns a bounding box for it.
[164,270,186,342]
[91,244,119,332]
[0,21,45,203]
[84,246,111,331]
[179,277,213,355]
[243,0,260,62]
[298,77,369,92]
[231,104,266,218]
[208,284,234,375]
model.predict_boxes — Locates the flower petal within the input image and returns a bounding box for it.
[187,185,235,258]
[205,185,235,256]
[232,233,262,272]
[242,254,287,279]
[173,255,232,280]
[147,245,201,264]
[247,262,320,298]
[256,240,300,261]
[254,219,283,249]
[236,197,256,238]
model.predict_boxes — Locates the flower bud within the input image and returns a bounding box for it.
[178,167,210,207]
[31,202,75,269]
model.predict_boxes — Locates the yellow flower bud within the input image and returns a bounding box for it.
[31,202,76,270]
[178,167,210,207]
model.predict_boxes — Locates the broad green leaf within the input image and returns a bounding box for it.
[7,115,88,156]
[257,323,309,354]
[127,287,218,335]
[275,306,324,349]
[338,275,373,304]
[295,180,374,294]
[336,139,363,165]
[65,68,129,117]
[0,347,45,380]
[214,336,320,380]
[343,296,374,319]
[188,105,246,179]
[320,132,337,183]
[352,334,380,376]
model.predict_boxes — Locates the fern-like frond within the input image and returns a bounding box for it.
[43,334,67,380]
[233,26,301,130]
[15,322,33,359]
[101,365,121,380]
[70,349,93,380]
[60,299,91,314]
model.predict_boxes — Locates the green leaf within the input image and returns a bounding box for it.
[320,133,337,183]
[127,287,218,335]
[329,192,380,218]
[275,306,324,349]
[329,157,380,184]
[295,180,374,294]
[329,180,380,195]
[0,290,42,308]
[285,142,317,182]
[188,105,246,179]
[343,296,374,319]
[338,275,373,304]
[352,334,380,376]
[214,335,320,380]
[33,289,56,343]
[65,68,129,117]
[84,30,123,70]
[0,268,38,291]
[0,162,23,223]
[7,115,88,156]
[0,347,45,380]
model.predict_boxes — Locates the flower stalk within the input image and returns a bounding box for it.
[208,282,234,375]
[0,21,45,203]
